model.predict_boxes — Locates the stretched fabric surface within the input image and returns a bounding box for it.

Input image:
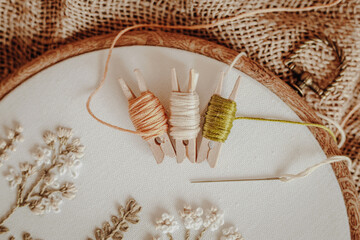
[0,0,359,192]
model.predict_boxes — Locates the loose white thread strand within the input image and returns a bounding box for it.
[191,156,352,183]
[279,156,351,182]
[317,113,346,149]
[169,92,200,140]
[224,52,247,79]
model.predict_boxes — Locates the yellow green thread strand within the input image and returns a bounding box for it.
[202,94,337,144]
[202,95,236,143]
[235,116,337,143]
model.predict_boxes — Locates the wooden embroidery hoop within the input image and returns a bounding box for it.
[0,31,359,238]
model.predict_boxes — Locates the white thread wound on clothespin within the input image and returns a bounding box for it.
[169,68,200,163]
[169,79,200,140]
[169,92,200,140]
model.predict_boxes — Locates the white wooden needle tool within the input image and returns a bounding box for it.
[118,69,176,164]
[196,72,241,168]
[170,68,200,163]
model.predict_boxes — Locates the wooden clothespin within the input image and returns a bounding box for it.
[118,69,176,164]
[171,68,199,163]
[196,72,241,168]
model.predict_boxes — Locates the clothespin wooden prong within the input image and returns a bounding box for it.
[134,68,148,93]
[197,73,241,168]
[187,69,199,163]
[118,78,136,100]
[171,68,199,163]
[118,70,176,164]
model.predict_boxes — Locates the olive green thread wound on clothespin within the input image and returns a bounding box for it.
[201,94,337,144]
[202,95,236,143]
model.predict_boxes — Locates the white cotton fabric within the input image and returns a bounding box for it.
[0,46,350,240]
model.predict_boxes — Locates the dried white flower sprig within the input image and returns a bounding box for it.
[179,205,203,240]
[196,207,224,240]
[0,127,85,235]
[156,213,180,240]
[154,204,238,240]
[0,124,24,168]
[220,227,244,240]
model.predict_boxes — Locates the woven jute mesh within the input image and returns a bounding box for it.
[1,0,360,190]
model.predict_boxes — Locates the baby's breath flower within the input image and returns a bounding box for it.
[43,171,60,188]
[15,124,23,133]
[179,205,204,230]
[0,139,6,149]
[19,162,36,175]
[29,200,46,215]
[0,152,9,161]
[203,207,224,231]
[65,138,85,158]
[43,192,63,213]
[156,213,179,234]
[30,193,63,215]
[32,147,52,166]
[220,227,244,240]
[43,131,56,145]
[7,129,15,139]
[14,134,24,142]
[60,182,77,200]
[58,154,82,178]
[5,167,22,189]
[57,127,73,139]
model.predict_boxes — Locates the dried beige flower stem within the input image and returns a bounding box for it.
[167,233,173,240]
[0,175,28,228]
[89,199,141,240]
[22,164,59,203]
[195,227,209,240]
[0,162,58,231]
[185,229,190,240]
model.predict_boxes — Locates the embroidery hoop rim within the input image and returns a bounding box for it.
[0,30,358,237]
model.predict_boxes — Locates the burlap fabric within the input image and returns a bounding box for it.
[1,1,359,191]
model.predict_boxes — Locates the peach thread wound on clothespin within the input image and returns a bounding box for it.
[169,68,200,163]
[118,69,175,164]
